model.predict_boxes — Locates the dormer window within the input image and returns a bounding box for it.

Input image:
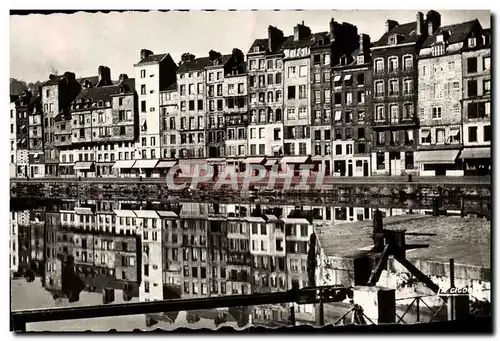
[436,34,444,43]
[468,37,476,47]
[98,101,104,107]
[432,44,445,56]
[357,55,365,64]
[340,57,347,66]
[253,46,260,53]
[318,39,324,46]
[388,34,397,45]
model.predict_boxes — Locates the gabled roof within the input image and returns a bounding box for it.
[135,53,168,66]
[373,21,420,47]
[177,56,212,73]
[76,76,99,87]
[280,32,329,50]
[422,20,478,48]
[247,38,269,54]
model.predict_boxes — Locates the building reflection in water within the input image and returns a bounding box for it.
[10,199,429,327]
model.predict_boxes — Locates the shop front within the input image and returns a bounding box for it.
[74,161,95,178]
[461,147,491,176]
[112,160,136,177]
[415,149,463,176]
[133,159,159,178]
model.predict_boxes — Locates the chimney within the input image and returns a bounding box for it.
[180,53,196,65]
[268,26,284,52]
[385,19,399,33]
[416,12,424,35]
[426,10,441,35]
[62,72,76,83]
[49,74,56,80]
[329,18,336,40]
[293,22,311,42]
[97,66,112,87]
[119,74,129,83]
[208,50,221,61]
[360,34,371,53]
[140,49,154,60]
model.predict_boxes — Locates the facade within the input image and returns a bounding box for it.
[416,19,482,176]
[332,32,373,177]
[283,23,313,158]
[176,53,210,160]
[247,26,286,158]
[224,72,248,161]
[134,49,178,162]
[40,72,81,176]
[27,96,45,177]
[9,100,17,177]
[461,28,491,175]
[370,12,435,176]
[160,85,179,159]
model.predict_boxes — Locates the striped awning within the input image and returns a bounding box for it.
[244,157,266,164]
[280,156,310,164]
[461,147,490,159]
[416,149,460,164]
[112,160,136,169]
[133,159,159,169]
[280,218,311,225]
[74,207,93,215]
[74,162,94,170]
[133,210,159,219]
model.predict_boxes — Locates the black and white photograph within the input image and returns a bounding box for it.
[8,8,492,333]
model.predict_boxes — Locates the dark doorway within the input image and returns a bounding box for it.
[363,161,369,176]
[348,162,353,177]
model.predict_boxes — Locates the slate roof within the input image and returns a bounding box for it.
[135,53,168,66]
[280,31,329,50]
[177,56,212,73]
[247,38,269,53]
[73,78,135,104]
[373,21,420,47]
[77,76,99,87]
[421,20,478,48]
[42,75,66,86]
[164,82,177,91]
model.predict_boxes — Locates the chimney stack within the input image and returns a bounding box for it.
[268,25,284,52]
[385,19,399,33]
[140,49,154,61]
[293,22,311,42]
[97,66,112,87]
[426,10,441,36]
[329,18,336,40]
[416,12,424,35]
[119,74,129,83]
[180,53,196,65]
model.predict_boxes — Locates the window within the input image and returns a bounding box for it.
[357,55,364,64]
[141,101,146,112]
[314,90,321,103]
[298,107,307,119]
[287,108,296,120]
[357,91,364,104]
[403,56,412,71]
[436,129,445,144]
[390,105,398,123]
[346,93,352,105]
[358,111,365,122]
[468,37,476,47]
[389,80,398,96]
[403,79,412,95]
[314,72,320,83]
[467,57,477,73]
[334,93,341,105]
[467,80,477,97]
[299,85,306,99]
[375,81,384,97]
[298,142,307,155]
[288,66,296,77]
[483,79,491,95]
[404,103,413,119]
[324,90,331,103]
[374,59,384,74]
[421,129,431,144]
[484,125,491,142]
[140,70,146,78]
[259,144,265,155]
[434,84,444,99]
[376,106,384,121]
[483,56,491,71]
[197,83,203,94]
[276,73,282,84]
[388,57,398,72]
[432,106,442,119]
[299,65,307,77]
[432,45,445,56]
[288,86,296,99]
[468,127,478,142]
[267,60,274,70]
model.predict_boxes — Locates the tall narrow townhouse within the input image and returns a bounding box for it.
[371,12,433,176]
[28,96,44,177]
[310,22,335,175]
[224,56,248,169]
[137,210,164,302]
[205,50,231,161]
[134,49,178,166]
[9,98,17,177]
[159,83,179,160]
[461,28,491,175]
[176,53,211,175]
[283,22,313,159]
[40,72,81,176]
[416,19,483,176]
[207,203,229,296]
[12,91,31,177]
[68,68,137,178]
[178,203,211,299]
[331,32,373,177]
[247,26,286,161]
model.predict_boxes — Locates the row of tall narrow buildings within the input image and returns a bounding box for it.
[10,10,491,178]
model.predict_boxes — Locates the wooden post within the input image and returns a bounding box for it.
[289,305,296,326]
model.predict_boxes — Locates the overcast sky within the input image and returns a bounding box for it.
[10,10,491,83]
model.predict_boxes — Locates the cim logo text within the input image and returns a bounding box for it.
[438,287,472,297]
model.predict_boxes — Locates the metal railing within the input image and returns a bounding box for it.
[395,294,447,324]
